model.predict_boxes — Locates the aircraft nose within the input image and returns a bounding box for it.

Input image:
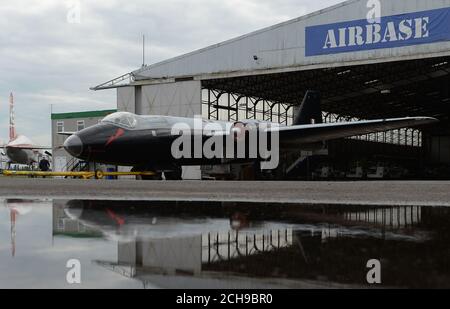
[64,135,84,157]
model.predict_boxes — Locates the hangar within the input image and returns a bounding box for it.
[92,0,450,180]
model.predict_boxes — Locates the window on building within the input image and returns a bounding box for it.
[77,120,85,131]
[57,121,64,133]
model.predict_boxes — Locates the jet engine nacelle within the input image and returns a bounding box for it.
[231,120,275,141]
[230,122,248,141]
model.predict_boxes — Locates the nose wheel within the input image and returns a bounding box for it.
[164,167,183,181]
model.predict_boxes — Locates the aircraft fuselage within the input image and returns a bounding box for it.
[5,147,35,165]
[63,92,439,173]
[5,135,39,165]
[64,120,259,169]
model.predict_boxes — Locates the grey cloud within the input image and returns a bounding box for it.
[0,0,342,145]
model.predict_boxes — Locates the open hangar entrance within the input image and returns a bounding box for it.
[93,0,450,181]
[201,56,450,180]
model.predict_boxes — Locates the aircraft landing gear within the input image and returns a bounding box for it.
[132,166,182,181]
[142,173,163,181]
[164,167,183,181]
[131,167,163,181]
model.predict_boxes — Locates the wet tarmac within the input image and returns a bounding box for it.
[1,178,450,206]
[1,198,450,289]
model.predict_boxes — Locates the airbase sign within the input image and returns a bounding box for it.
[306,7,450,56]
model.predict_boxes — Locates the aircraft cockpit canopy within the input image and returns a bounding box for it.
[102,112,138,129]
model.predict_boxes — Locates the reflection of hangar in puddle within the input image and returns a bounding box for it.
[106,230,293,276]
[61,199,450,288]
[92,217,443,289]
[93,0,450,180]
[92,229,297,289]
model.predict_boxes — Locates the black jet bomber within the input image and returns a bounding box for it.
[63,91,438,180]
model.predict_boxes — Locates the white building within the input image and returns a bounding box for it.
[51,110,117,172]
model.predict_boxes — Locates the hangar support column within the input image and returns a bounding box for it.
[117,81,203,179]
[424,125,450,166]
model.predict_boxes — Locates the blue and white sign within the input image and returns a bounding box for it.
[305,7,450,57]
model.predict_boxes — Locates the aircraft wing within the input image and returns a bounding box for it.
[5,145,52,150]
[58,132,76,136]
[268,117,438,148]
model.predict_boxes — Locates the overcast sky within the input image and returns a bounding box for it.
[0,0,343,145]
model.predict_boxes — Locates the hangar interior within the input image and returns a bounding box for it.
[200,56,450,180]
[93,0,450,180]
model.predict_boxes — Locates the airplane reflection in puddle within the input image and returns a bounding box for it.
[2,199,47,257]
[53,200,450,289]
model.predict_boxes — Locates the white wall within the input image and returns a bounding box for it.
[140,81,201,117]
[119,237,202,274]
[118,81,201,118]
[117,87,136,113]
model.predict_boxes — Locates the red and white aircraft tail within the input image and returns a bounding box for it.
[9,92,17,142]
[2,92,51,165]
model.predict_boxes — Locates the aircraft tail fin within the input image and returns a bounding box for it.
[293,91,323,126]
[9,93,17,142]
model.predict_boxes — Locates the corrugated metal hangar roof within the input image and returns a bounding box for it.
[127,0,450,82]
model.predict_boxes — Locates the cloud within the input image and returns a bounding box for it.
[0,0,343,145]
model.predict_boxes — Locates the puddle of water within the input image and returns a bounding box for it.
[1,199,450,289]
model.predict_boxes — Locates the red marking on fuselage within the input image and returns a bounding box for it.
[106,208,125,226]
[106,128,125,146]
